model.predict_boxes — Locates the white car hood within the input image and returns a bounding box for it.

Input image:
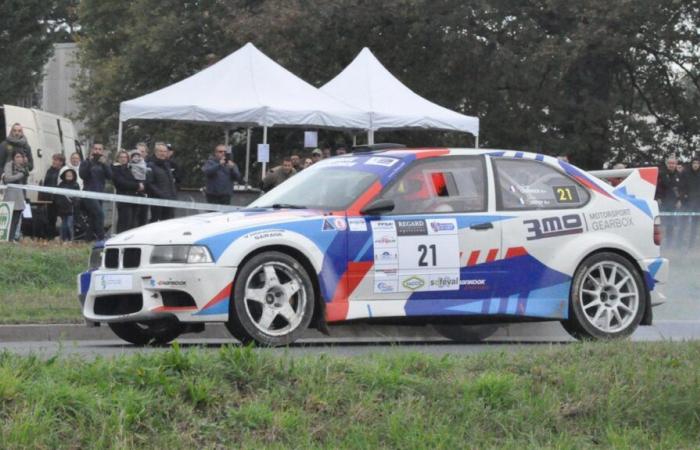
[106,210,322,246]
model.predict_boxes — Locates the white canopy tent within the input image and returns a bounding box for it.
[321,48,480,146]
[118,42,369,178]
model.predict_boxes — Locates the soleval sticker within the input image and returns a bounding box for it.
[348,218,367,232]
[366,156,399,167]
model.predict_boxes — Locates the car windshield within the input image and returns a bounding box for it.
[249,160,381,210]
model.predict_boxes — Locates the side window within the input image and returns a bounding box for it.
[381,157,486,214]
[494,159,589,210]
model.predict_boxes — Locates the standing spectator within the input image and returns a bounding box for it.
[321,145,332,159]
[2,151,29,241]
[55,168,80,241]
[79,143,112,241]
[202,144,241,205]
[656,156,686,247]
[148,142,177,222]
[129,150,150,227]
[303,157,313,169]
[0,123,34,178]
[166,143,183,188]
[41,153,65,239]
[66,152,83,189]
[112,150,144,232]
[262,157,296,192]
[336,146,347,156]
[290,154,303,172]
[311,148,322,165]
[136,142,149,160]
[610,163,626,187]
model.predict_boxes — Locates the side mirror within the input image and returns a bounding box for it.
[360,198,395,216]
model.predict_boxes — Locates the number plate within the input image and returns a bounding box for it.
[93,274,133,291]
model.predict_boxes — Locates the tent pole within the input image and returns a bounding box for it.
[245,127,251,185]
[368,129,374,145]
[475,134,479,149]
[352,134,357,147]
[111,121,123,236]
[261,126,268,180]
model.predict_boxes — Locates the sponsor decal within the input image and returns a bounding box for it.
[588,208,634,231]
[245,229,285,240]
[334,218,347,231]
[348,218,368,232]
[322,219,336,231]
[371,220,396,231]
[318,157,357,167]
[425,218,458,235]
[366,156,399,167]
[460,279,488,290]
[154,280,187,287]
[375,280,397,293]
[402,275,425,290]
[374,249,398,264]
[0,202,12,241]
[94,274,133,292]
[396,219,428,236]
[524,214,584,240]
[429,275,459,290]
[373,233,397,247]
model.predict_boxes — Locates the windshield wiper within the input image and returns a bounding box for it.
[261,203,307,209]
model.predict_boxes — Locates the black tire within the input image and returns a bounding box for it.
[564,252,646,340]
[108,319,183,346]
[433,324,499,342]
[226,251,315,346]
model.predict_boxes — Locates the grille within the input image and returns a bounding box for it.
[161,291,197,308]
[103,247,142,269]
[94,294,143,316]
[105,249,119,268]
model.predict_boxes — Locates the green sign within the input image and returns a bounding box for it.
[0,202,13,241]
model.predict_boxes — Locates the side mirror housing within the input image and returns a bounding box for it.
[360,198,395,216]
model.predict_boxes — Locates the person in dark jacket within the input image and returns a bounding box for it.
[129,149,150,226]
[166,143,183,188]
[0,123,34,179]
[148,142,177,222]
[41,153,65,239]
[112,150,145,232]
[683,157,700,248]
[656,156,687,247]
[55,167,80,241]
[262,157,296,192]
[1,151,29,241]
[202,144,241,204]
[79,143,112,241]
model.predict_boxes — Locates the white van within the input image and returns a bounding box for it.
[1,104,83,201]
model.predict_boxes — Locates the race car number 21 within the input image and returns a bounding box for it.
[417,244,437,267]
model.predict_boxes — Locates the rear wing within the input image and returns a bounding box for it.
[589,167,658,201]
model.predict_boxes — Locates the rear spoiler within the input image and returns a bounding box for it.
[589,167,658,200]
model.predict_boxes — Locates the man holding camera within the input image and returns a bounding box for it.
[202,144,241,205]
[79,143,112,241]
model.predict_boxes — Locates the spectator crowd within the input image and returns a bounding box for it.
[0,122,346,242]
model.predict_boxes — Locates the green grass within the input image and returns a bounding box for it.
[0,241,89,323]
[0,341,699,448]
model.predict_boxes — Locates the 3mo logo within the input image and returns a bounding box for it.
[524,214,583,241]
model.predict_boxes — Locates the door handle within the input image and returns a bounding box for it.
[470,222,493,230]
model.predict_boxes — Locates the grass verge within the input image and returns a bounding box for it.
[1,341,699,448]
[0,241,89,323]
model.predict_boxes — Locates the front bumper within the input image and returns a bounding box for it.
[79,265,235,323]
[642,257,669,306]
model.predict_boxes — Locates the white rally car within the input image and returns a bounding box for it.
[78,148,669,346]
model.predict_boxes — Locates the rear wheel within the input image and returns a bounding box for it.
[226,251,315,346]
[108,319,183,346]
[564,252,645,340]
[433,324,499,342]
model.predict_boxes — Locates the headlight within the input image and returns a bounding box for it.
[150,245,213,264]
[88,246,104,270]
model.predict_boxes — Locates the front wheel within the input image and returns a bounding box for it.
[564,252,646,340]
[226,251,315,346]
[108,319,183,346]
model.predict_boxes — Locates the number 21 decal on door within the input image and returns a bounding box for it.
[371,218,460,293]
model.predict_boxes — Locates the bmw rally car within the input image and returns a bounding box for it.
[78,148,669,346]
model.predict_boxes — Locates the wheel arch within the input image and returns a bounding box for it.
[573,247,652,325]
[232,244,328,333]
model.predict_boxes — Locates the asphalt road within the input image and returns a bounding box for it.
[0,320,696,359]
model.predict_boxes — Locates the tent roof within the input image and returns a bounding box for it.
[119,43,369,129]
[321,48,479,136]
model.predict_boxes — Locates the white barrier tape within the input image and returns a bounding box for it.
[0,184,240,212]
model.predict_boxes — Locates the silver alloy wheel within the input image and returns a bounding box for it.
[579,261,639,333]
[243,262,307,336]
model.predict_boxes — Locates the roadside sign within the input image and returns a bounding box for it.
[0,202,14,241]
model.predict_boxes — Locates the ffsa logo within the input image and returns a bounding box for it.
[523,214,584,241]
